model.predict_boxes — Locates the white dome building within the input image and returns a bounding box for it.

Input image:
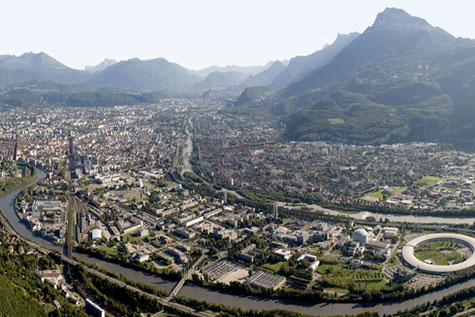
[353,228,368,245]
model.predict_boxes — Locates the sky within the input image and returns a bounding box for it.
[1,0,474,71]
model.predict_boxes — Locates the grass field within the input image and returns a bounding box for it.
[262,262,285,273]
[416,176,445,190]
[415,240,466,265]
[362,186,406,200]
[366,189,385,200]
[392,186,407,192]
[121,230,150,243]
[415,250,462,265]
[316,263,386,292]
[97,245,118,257]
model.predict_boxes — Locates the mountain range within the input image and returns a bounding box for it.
[0,29,363,93]
[233,8,475,148]
[87,57,201,91]
[0,52,288,92]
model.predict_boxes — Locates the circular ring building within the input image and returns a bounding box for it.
[402,233,475,274]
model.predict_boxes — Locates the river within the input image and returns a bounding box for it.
[277,202,475,225]
[181,118,194,176]
[2,170,475,315]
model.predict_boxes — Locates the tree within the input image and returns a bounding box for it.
[449,305,458,315]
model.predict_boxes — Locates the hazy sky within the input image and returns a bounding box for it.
[1,0,474,70]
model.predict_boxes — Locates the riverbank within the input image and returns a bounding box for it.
[75,246,182,281]
[0,164,37,196]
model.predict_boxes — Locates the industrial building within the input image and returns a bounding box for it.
[246,271,286,290]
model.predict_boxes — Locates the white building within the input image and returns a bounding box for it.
[353,229,368,245]
[274,249,292,261]
[91,229,102,241]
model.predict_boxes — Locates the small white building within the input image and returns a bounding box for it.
[274,249,292,261]
[383,227,399,239]
[91,229,102,241]
[183,216,204,228]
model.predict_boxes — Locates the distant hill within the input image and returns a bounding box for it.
[234,86,271,106]
[6,79,69,92]
[0,69,40,88]
[194,71,248,90]
[195,61,288,91]
[284,89,452,143]
[194,62,274,78]
[84,58,117,73]
[0,52,69,71]
[269,33,359,90]
[240,61,286,88]
[88,57,200,91]
[0,52,90,87]
[0,84,176,108]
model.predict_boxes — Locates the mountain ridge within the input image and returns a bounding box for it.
[87,57,200,91]
[269,32,360,90]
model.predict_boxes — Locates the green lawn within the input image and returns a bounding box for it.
[330,248,343,256]
[316,263,386,292]
[392,186,407,192]
[316,263,337,275]
[326,286,349,294]
[262,262,285,273]
[415,250,462,265]
[97,245,118,257]
[121,230,150,243]
[362,186,407,200]
[416,176,444,190]
[415,240,465,265]
[363,189,384,200]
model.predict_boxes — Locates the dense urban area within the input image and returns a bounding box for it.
[1,97,475,317]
